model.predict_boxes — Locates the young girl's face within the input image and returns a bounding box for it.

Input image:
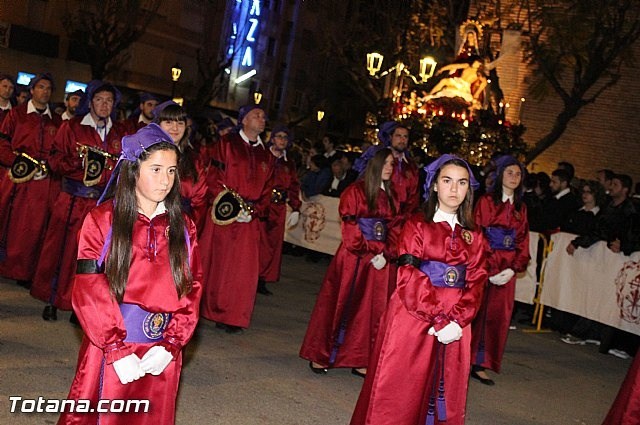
[381,154,394,181]
[434,164,470,213]
[136,149,178,213]
[160,119,187,143]
[502,164,522,192]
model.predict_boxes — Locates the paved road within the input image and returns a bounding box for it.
[0,253,632,424]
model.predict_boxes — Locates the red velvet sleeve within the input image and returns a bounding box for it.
[72,210,133,364]
[189,160,209,231]
[48,121,83,177]
[205,139,226,201]
[287,162,302,212]
[253,154,274,219]
[158,217,203,359]
[473,196,499,276]
[514,203,531,273]
[339,184,385,256]
[0,109,18,167]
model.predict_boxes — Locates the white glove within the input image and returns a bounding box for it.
[112,354,145,384]
[33,168,48,181]
[370,253,387,270]
[488,268,515,286]
[434,321,463,344]
[286,211,300,228]
[140,346,173,376]
[236,209,253,223]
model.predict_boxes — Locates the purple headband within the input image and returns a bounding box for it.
[423,154,479,201]
[237,104,265,125]
[353,145,384,176]
[377,121,400,147]
[97,123,175,204]
[492,154,526,192]
[269,124,293,148]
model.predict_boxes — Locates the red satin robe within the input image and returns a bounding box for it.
[299,181,400,369]
[58,202,202,425]
[602,353,640,425]
[351,216,487,425]
[30,117,127,310]
[391,155,419,217]
[179,148,208,233]
[471,194,529,373]
[259,151,302,282]
[199,132,273,328]
[0,103,61,280]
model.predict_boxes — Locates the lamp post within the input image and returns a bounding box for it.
[316,109,325,139]
[171,62,182,99]
[366,52,437,100]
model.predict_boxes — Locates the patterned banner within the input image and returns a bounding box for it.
[541,232,640,336]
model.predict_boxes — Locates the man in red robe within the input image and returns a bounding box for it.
[199,104,274,333]
[31,80,129,321]
[121,92,158,134]
[0,73,15,123]
[257,125,301,295]
[0,73,62,286]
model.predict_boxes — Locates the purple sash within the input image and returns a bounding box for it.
[419,260,466,288]
[119,303,171,343]
[357,218,387,242]
[61,177,104,199]
[485,226,516,251]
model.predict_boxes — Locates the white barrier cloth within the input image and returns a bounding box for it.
[284,195,341,255]
[540,232,640,336]
[515,231,540,305]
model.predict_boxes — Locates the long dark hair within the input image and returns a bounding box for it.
[422,158,475,229]
[363,148,396,215]
[106,142,193,302]
[154,103,198,182]
[491,163,524,211]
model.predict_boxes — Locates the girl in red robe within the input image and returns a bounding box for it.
[58,124,203,425]
[300,148,400,377]
[153,101,208,232]
[351,154,487,425]
[470,155,529,385]
[602,352,640,424]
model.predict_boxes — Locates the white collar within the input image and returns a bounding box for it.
[139,201,167,219]
[502,193,514,203]
[579,205,600,215]
[27,100,52,118]
[138,114,152,124]
[0,102,11,111]
[380,182,386,191]
[80,113,113,140]
[61,110,73,120]
[392,150,407,163]
[433,207,460,230]
[554,187,571,200]
[270,145,287,160]
[239,129,263,147]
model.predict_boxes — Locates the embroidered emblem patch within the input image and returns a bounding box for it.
[143,312,171,340]
[444,267,459,287]
[461,229,474,245]
[373,221,386,241]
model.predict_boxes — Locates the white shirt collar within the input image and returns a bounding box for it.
[80,113,113,141]
[139,201,167,219]
[0,102,11,111]
[239,129,263,147]
[579,205,600,215]
[392,150,408,163]
[27,100,52,118]
[554,187,571,200]
[61,110,73,120]
[270,145,287,161]
[433,207,460,230]
[138,114,152,124]
[502,193,514,203]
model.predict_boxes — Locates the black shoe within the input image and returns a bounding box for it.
[470,370,495,386]
[69,312,80,327]
[257,279,273,296]
[224,325,243,334]
[17,280,31,289]
[42,305,57,321]
[351,368,366,378]
[308,361,328,375]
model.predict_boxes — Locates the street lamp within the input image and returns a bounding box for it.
[317,110,325,121]
[253,89,263,105]
[366,53,437,99]
[366,52,384,76]
[171,62,182,98]
[418,57,437,82]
